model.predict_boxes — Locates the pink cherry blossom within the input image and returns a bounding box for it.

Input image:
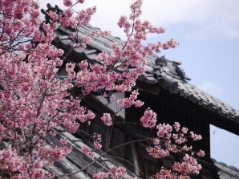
[190,132,203,141]
[60,137,68,145]
[0,0,203,178]
[197,150,205,157]
[172,154,202,175]
[81,145,94,159]
[156,123,172,138]
[140,108,157,128]
[94,141,102,150]
[173,122,180,132]
[93,172,109,179]
[63,0,73,7]
[101,113,113,126]
[109,166,127,179]
[181,127,188,134]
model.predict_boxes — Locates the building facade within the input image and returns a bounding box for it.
[42,4,239,179]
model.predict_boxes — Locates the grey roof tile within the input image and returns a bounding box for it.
[212,158,239,179]
[145,76,158,84]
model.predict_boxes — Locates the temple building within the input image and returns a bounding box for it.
[42,4,239,179]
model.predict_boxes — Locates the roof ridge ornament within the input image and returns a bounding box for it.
[155,55,167,66]
[175,65,191,81]
[41,3,63,24]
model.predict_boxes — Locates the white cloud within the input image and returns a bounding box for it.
[39,0,239,39]
[200,82,223,100]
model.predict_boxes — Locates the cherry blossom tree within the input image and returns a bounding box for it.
[0,0,204,178]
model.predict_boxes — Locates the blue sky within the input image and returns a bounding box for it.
[40,0,239,168]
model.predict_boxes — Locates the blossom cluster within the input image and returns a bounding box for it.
[155,168,191,179]
[73,0,179,96]
[110,166,127,179]
[101,113,113,126]
[143,120,205,178]
[0,0,99,177]
[117,90,144,108]
[81,145,94,159]
[93,133,102,150]
[140,108,157,128]
[172,154,202,175]
[0,0,204,178]
[0,0,41,51]
[93,166,127,179]
[59,0,96,27]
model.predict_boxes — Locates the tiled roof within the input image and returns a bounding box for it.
[212,159,239,179]
[42,5,239,122]
[52,22,239,122]
[44,126,137,179]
